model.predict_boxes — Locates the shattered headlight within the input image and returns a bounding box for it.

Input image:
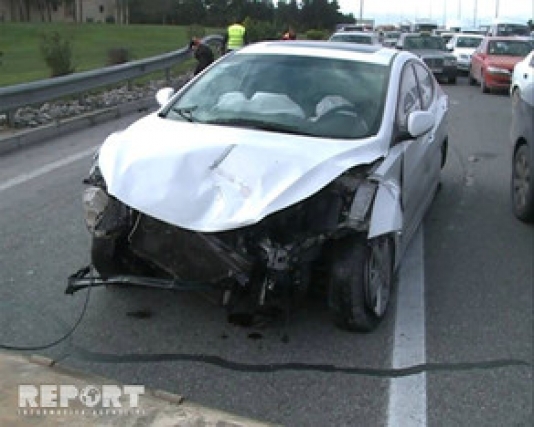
[82,187,109,234]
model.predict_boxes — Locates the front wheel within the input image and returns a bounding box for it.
[511,144,534,222]
[480,71,490,93]
[468,68,477,85]
[328,235,394,332]
[91,236,125,279]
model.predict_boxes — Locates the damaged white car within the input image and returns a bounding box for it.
[68,41,448,332]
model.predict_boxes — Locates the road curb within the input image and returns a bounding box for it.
[1,351,279,426]
[0,97,156,156]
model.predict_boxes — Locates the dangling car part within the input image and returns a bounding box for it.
[67,41,448,332]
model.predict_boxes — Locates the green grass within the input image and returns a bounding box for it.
[0,23,222,87]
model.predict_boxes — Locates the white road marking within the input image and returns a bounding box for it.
[387,226,427,427]
[0,147,96,193]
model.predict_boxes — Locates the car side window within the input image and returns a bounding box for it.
[413,63,434,110]
[396,63,421,130]
[529,55,534,67]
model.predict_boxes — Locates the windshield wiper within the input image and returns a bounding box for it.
[170,106,198,122]
[205,118,307,135]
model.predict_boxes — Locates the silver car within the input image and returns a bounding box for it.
[70,41,448,332]
[328,31,381,46]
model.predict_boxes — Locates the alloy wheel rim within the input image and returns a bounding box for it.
[514,149,531,210]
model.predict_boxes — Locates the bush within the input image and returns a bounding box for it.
[242,18,280,42]
[106,15,116,24]
[39,31,75,77]
[305,29,328,40]
[107,47,131,65]
[187,24,206,40]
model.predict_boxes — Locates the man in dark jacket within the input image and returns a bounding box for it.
[189,38,214,76]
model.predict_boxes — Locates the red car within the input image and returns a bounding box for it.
[469,36,532,93]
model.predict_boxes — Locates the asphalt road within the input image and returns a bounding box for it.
[0,76,532,426]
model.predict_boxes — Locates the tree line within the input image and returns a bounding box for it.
[129,0,355,32]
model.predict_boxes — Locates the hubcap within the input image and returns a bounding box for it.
[364,237,392,317]
[513,148,531,210]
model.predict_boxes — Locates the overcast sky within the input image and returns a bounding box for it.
[337,0,533,27]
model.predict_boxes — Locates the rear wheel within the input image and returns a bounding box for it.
[511,144,534,222]
[328,235,394,332]
[448,76,457,84]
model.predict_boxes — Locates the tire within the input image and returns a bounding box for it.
[441,139,448,169]
[511,87,521,107]
[328,235,394,332]
[480,71,490,93]
[511,144,534,222]
[91,236,124,279]
[468,68,477,85]
[448,76,457,84]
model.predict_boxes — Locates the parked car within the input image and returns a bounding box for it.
[328,31,381,46]
[446,34,484,73]
[68,41,449,332]
[469,36,532,93]
[511,84,534,222]
[396,32,458,83]
[511,49,534,104]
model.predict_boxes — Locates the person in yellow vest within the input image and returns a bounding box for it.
[223,20,248,54]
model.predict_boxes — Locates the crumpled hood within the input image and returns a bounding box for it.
[98,114,385,232]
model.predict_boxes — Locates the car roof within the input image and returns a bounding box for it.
[484,36,532,41]
[402,32,440,38]
[331,31,375,36]
[236,41,397,66]
[455,33,484,38]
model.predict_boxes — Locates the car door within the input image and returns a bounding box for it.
[396,61,439,242]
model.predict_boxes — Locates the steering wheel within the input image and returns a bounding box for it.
[313,105,369,137]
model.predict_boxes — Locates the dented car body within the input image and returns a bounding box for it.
[68,41,448,332]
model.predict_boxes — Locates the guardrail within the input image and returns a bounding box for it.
[0,35,223,126]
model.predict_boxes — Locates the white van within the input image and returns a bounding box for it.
[487,20,530,37]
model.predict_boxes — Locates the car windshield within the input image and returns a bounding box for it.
[163,53,389,139]
[330,34,374,44]
[456,37,482,48]
[488,40,532,56]
[405,35,445,50]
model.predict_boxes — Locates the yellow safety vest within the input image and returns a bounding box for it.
[227,24,246,50]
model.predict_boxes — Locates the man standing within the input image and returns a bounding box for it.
[223,20,247,54]
[189,37,214,76]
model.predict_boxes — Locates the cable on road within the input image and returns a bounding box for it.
[0,271,93,352]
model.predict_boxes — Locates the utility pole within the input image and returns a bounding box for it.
[360,0,364,20]
[495,0,499,18]
[458,0,461,19]
[474,0,477,26]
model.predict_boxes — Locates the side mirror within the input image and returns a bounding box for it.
[407,111,434,137]
[155,87,175,107]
